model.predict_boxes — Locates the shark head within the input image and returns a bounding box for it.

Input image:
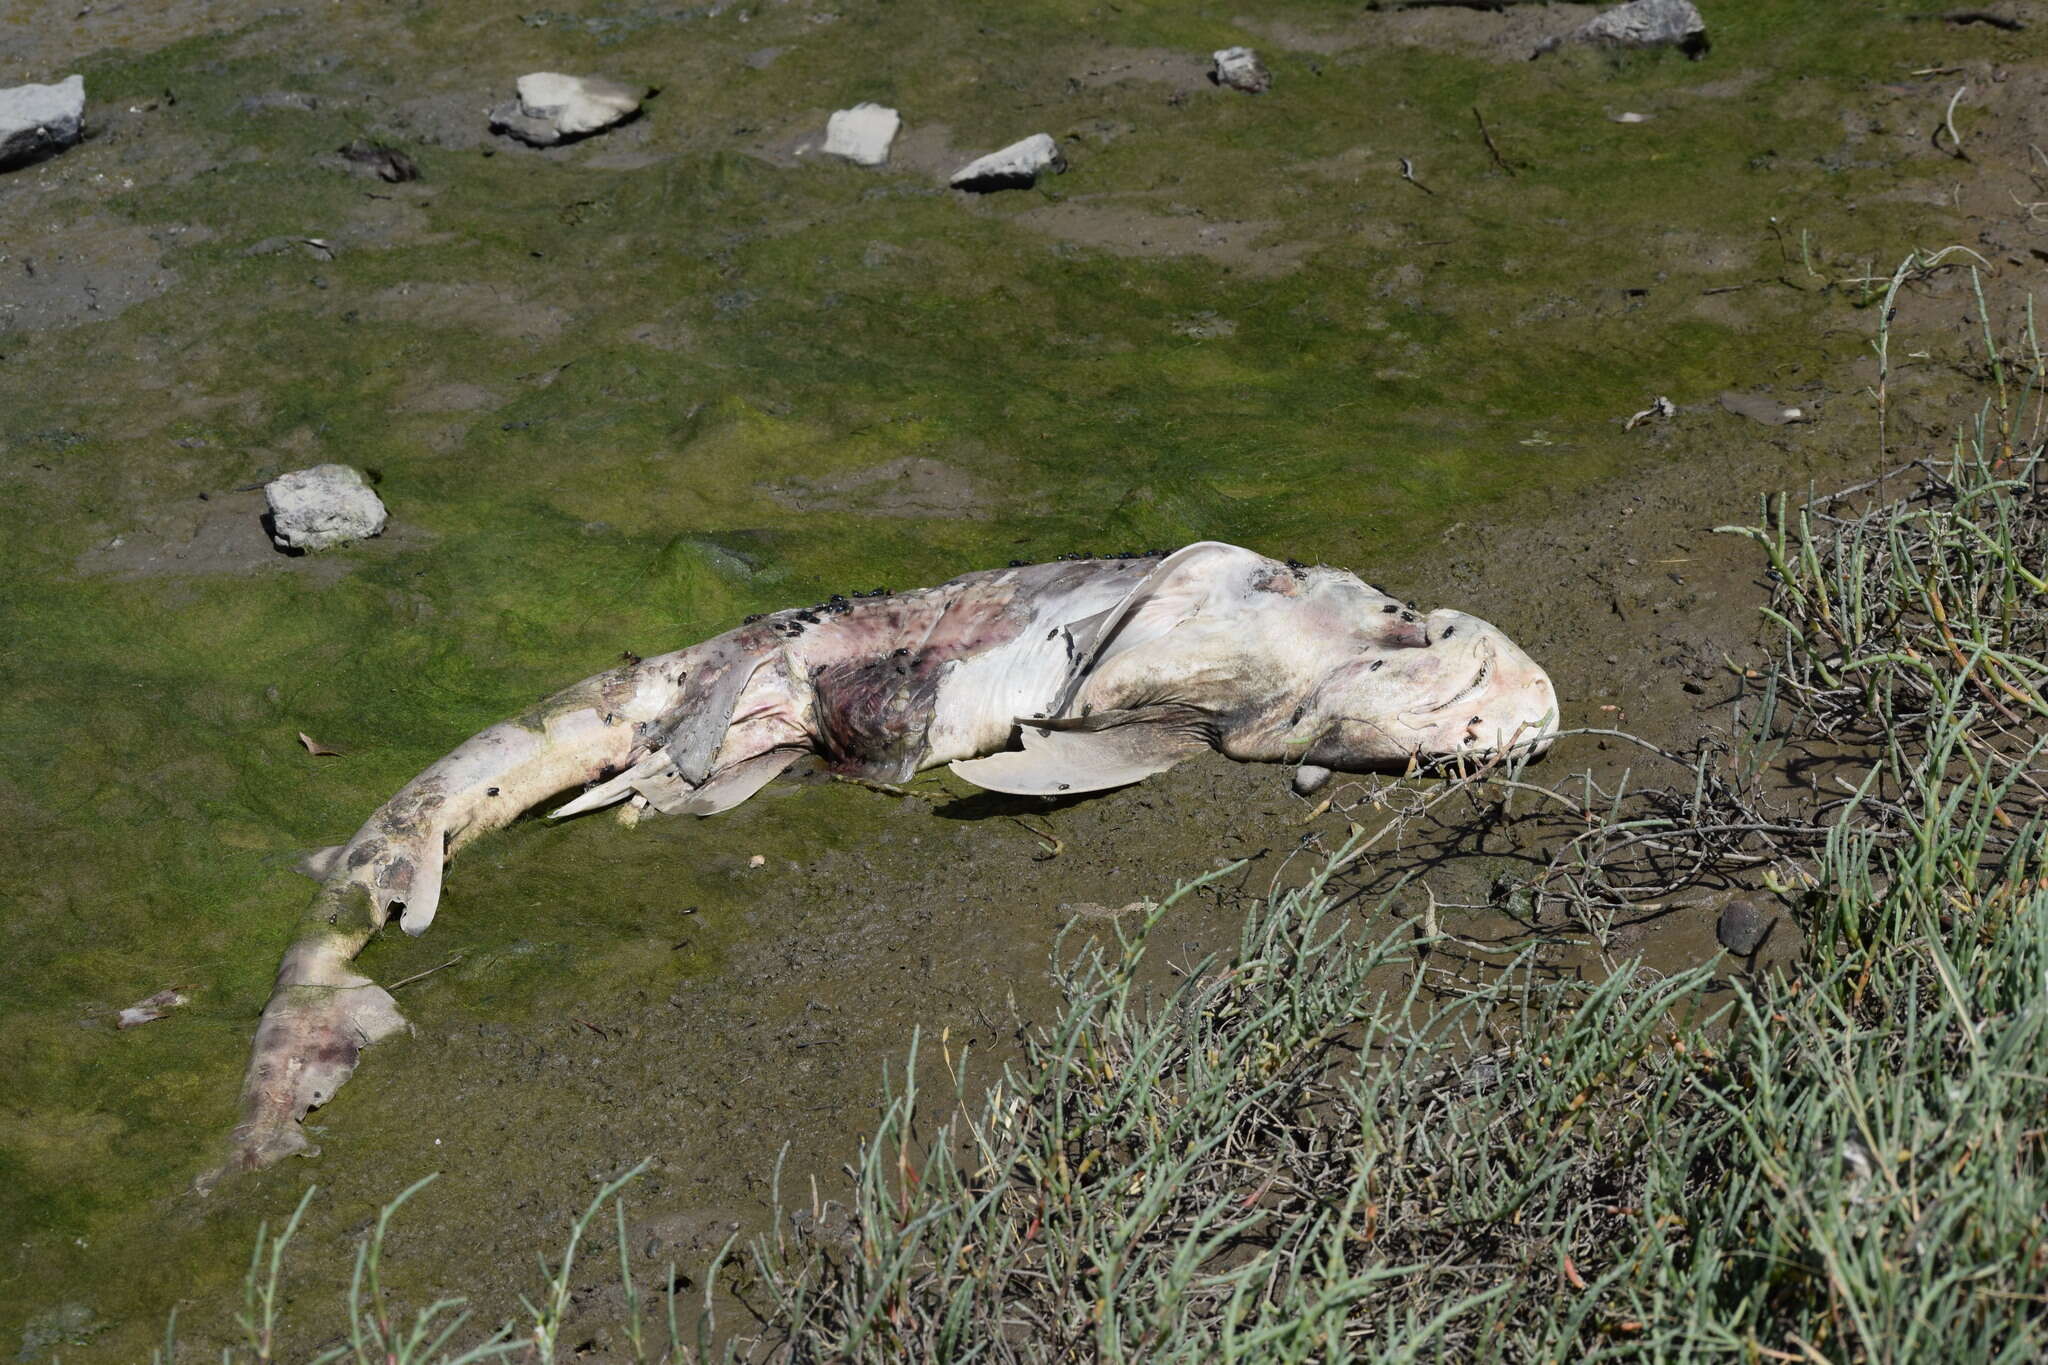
[1274,591,1558,791]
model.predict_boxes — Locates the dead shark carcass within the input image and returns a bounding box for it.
[221,542,1558,1175]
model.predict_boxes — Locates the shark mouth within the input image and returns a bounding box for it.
[1400,643,1496,724]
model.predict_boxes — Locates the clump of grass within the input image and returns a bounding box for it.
[717,817,2043,1358]
[174,268,2048,1361]
[163,1162,693,1365]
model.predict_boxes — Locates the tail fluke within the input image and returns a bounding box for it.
[213,655,691,1180]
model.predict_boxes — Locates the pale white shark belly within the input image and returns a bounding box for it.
[924,632,1071,765]
[923,574,1137,766]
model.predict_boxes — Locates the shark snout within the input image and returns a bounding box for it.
[1417,611,1558,759]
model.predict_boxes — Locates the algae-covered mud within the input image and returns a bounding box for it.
[2,0,2041,1356]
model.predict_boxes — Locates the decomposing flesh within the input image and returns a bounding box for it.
[219,542,1558,1177]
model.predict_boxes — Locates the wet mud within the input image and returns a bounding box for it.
[3,0,2045,1357]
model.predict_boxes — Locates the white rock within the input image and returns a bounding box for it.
[1574,0,1707,53]
[0,74,85,170]
[1211,47,1270,94]
[950,133,1066,193]
[265,464,389,552]
[489,72,643,147]
[823,103,900,166]
[520,73,640,135]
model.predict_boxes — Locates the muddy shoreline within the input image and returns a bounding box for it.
[4,1,2046,1357]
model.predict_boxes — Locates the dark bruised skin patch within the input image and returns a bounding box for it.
[797,562,1066,778]
[1249,565,1302,595]
[810,651,951,780]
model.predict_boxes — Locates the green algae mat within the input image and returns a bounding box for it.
[0,0,2021,1355]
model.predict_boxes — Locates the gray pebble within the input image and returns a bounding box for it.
[1716,897,1772,955]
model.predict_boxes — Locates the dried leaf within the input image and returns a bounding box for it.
[1563,1254,1588,1290]
[299,731,343,757]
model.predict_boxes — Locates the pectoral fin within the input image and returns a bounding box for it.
[1057,606,1118,657]
[951,709,1213,795]
[1051,542,1251,714]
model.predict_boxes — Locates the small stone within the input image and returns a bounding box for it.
[950,133,1066,193]
[1058,900,1153,920]
[1538,0,1708,58]
[489,73,643,148]
[1581,0,1707,51]
[1589,0,1706,52]
[1716,898,1772,956]
[747,853,766,868]
[822,102,899,166]
[1211,46,1270,94]
[0,74,85,171]
[265,464,389,552]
